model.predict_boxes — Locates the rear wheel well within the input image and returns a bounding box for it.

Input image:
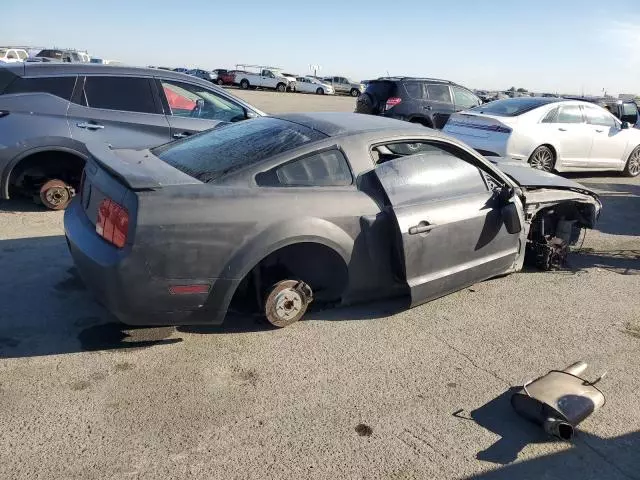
[230,242,349,314]
[8,151,85,198]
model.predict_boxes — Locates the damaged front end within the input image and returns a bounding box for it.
[522,187,601,270]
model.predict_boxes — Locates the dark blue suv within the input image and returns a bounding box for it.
[355,77,481,129]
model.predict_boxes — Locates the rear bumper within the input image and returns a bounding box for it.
[64,199,230,326]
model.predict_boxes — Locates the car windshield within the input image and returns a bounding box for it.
[470,98,559,116]
[152,117,327,182]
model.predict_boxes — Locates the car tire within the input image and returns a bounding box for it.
[276,83,286,93]
[355,92,376,114]
[623,146,640,177]
[217,79,224,86]
[264,279,313,328]
[240,79,249,89]
[350,88,360,97]
[528,146,555,172]
[39,179,73,210]
[316,87,324,95]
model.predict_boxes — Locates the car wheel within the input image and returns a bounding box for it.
[276,83,286,93]
[623,146,640,177]
[350,88,360,97]
[316,87,324,95]
[240,79,249,89]
[217,79,224,85]
[39,179,74,210]
[528,146,555,172]
[264,279,313,328]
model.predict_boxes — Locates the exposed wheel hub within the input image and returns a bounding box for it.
[264,280,313,328]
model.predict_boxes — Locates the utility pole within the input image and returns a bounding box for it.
[310,64,321,78]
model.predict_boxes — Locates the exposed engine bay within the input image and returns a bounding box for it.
[524,192,599,270]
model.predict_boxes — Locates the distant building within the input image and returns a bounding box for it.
[619,93,638,101]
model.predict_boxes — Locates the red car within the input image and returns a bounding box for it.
[216,70,238,86]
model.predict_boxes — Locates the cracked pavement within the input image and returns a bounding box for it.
[1,92,639,479]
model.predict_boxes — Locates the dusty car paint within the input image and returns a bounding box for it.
[64,113,601,326]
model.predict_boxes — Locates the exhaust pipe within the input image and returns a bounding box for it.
[511,362,605,440]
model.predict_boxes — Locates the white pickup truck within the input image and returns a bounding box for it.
[235,65,294,92]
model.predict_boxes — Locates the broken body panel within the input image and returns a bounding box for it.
[64,114,602,326]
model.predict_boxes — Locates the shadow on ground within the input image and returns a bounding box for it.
[460,389,640,479]
[563,176,640,237]
[0,197,46,213]
[0,235,182,359]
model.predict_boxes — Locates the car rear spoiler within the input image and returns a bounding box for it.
[86,143,201,190]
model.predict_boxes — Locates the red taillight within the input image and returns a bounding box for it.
[96,198,129,248]
[169,285,210,295]
[385,97,402,109]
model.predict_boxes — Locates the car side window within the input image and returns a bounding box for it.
[160,80,246,122]
[403,82,424,100]
[4,76,76,100]
[7,51,17,60]
[374,143,489,205]
[17,50,28,60]
[82,76,158,113]
[452,86,480,109]
[256,149,353,187]
[426,84,452,103]
[556,105,584,124]
[584,107,616,128]
[541,107,559,123]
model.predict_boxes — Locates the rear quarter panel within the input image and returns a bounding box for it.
[133,184,383,288]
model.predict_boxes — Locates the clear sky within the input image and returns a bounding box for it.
[2,0,639,95]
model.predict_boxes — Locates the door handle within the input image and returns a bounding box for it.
[408,222,437,235]
[595,129,604,133]
[423,105,432,110]
[558,127,567,131]
[77,122,104,130]
[172,132,191,139]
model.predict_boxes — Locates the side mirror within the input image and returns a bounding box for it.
[621,121,631,130]
[245,109,258,119]
[501,203,522,234]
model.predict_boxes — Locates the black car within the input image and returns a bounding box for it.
[355,77,481,129]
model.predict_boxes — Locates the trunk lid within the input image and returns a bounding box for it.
[444,112,517,139]
[86,143,202,190]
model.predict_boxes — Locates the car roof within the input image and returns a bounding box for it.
[7,62,204,83]
[274,112,446,137]
[373,76,455,85]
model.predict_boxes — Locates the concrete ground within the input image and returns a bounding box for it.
[1,91,639,480]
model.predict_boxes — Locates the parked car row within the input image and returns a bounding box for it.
[0,61,609,330]
[171,65,364,96]
[355,77,640,177]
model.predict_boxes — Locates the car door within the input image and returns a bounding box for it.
[157,78,250,139]
[67,75,171,149]
[583,105,629,169]
[425,84,455,129]
[372,142,522,306]
[547,104,593,168]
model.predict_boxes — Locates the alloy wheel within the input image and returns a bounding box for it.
[530,148,554,171]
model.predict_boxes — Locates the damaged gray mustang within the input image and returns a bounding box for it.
[64,113,601,328]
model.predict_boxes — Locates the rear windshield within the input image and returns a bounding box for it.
[364,81,397,100]
[152,117,327,182]
[37,50,62,59]
[470,98,559,117]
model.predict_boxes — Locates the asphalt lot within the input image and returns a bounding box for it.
[1,91,639,480]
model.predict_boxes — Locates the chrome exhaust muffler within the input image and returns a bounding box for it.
[511,362,606,440]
